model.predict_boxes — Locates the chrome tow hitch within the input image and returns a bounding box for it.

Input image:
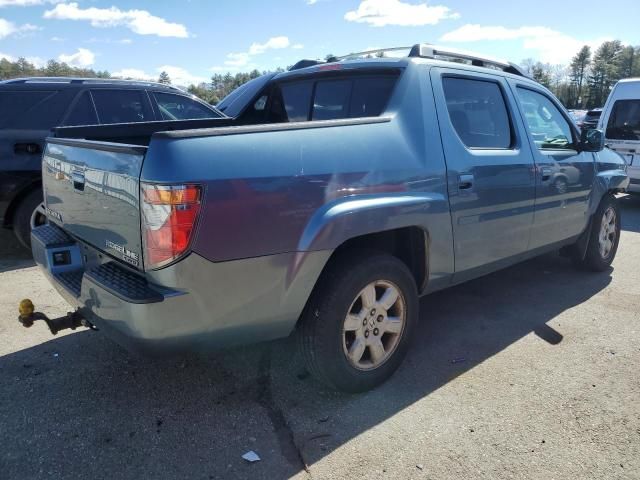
[18,299,96,335]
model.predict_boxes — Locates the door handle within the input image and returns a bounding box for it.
[541,167,552,181]
[458,173,474,190]
[72,171,85,192]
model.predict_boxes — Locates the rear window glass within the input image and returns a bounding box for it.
[0,90,60,128]
[63,91,98,126]
[584,110,602,121]
[312,80,351,120]
[442,77,512,149]
[263,74,397,123]
[91,89,151,124]
[279,82,313,122]
[606,100,640,140]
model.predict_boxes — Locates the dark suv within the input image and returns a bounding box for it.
[0,77,223,247]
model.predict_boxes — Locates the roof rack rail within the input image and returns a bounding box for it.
[408,44,527,77]
[293,44,527,77]
[1,77,185,91]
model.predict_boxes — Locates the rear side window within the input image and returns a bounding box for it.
[349,77,397,117]
[63,91,98,126]
[90,89,151,124]
[443,77,513,149]
[0,90,60,128]
[606,100,640,140]
[153,92,219,120]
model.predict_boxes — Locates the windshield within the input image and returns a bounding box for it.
[584,110,602,122]
[606,100,640,140]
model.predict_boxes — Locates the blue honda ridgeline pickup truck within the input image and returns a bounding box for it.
[22,45,629,392]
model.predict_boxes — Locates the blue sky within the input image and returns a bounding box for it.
[1,0,639,85]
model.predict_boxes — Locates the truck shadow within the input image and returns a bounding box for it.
[0,229,34,273]
[0,251,612,479]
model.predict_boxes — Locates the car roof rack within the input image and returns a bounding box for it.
[293,43,528,77]
[1,77,185,91]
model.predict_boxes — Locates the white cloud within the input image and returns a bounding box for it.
[112,66,207,87]
[0,51,15,61]
[248,36,290,55]
[0,0,60,6]
[58,47,95,67]
[0,17,39,38]
[43,2,189,38]
[224,52,251,68]
[156,65,207,86]
[440,24,609,64]
[344,0,459,27]
[306,0,318,4]
[26,55,45,67]
[214,35,295,71]
[111,68,154,80]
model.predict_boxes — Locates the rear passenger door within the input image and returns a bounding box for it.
[510,85,595,248]
[430,68,536,279]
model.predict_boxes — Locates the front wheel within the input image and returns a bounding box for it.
[576,194,621,272]
[298,251,418,393]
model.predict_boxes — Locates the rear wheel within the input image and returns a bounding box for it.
[298,251,418,393]
[576,194,621,272]
[13,189,46,250]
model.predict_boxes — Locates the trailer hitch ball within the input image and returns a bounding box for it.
[18,299,36,327]
[17,298,93,335]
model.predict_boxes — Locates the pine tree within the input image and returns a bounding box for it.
[158,71,171,84]
[587,40,623,107]
[569,46,591,108]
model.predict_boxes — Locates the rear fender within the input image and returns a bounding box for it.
[297,193,442,252]
[287,193,453,293]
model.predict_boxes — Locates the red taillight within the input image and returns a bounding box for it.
[141,184,202,269]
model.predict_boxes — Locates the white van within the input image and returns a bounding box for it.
[599,78,640,193]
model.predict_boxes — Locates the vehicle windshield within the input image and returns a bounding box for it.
[606,100,640,140]
[584,110,602,122]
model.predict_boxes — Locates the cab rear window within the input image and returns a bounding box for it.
[245,73,398,123]
[606,100,640,140]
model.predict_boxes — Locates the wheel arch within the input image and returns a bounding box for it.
[3,179,42,228]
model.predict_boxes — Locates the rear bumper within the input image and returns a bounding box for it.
[31,224,329,354]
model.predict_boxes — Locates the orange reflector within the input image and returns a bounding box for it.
[143,185,201,205]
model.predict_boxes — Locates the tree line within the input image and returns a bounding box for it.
[0,57,110,81]
[522,40,639,109]
[2,39,638,109]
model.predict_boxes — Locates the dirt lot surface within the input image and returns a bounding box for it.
[1,195,639,480]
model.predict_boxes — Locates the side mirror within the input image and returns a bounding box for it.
[578,128,604,152]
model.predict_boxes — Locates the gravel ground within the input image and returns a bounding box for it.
[1,195,639,480]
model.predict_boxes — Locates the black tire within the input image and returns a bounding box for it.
[13,189,45,250]
[298,251,419,393]
[577,194,621,272]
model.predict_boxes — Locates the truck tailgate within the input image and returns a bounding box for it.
[42,138,146,270]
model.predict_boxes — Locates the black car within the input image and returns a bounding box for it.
[579,108,603,130]
[0,77,223,247]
